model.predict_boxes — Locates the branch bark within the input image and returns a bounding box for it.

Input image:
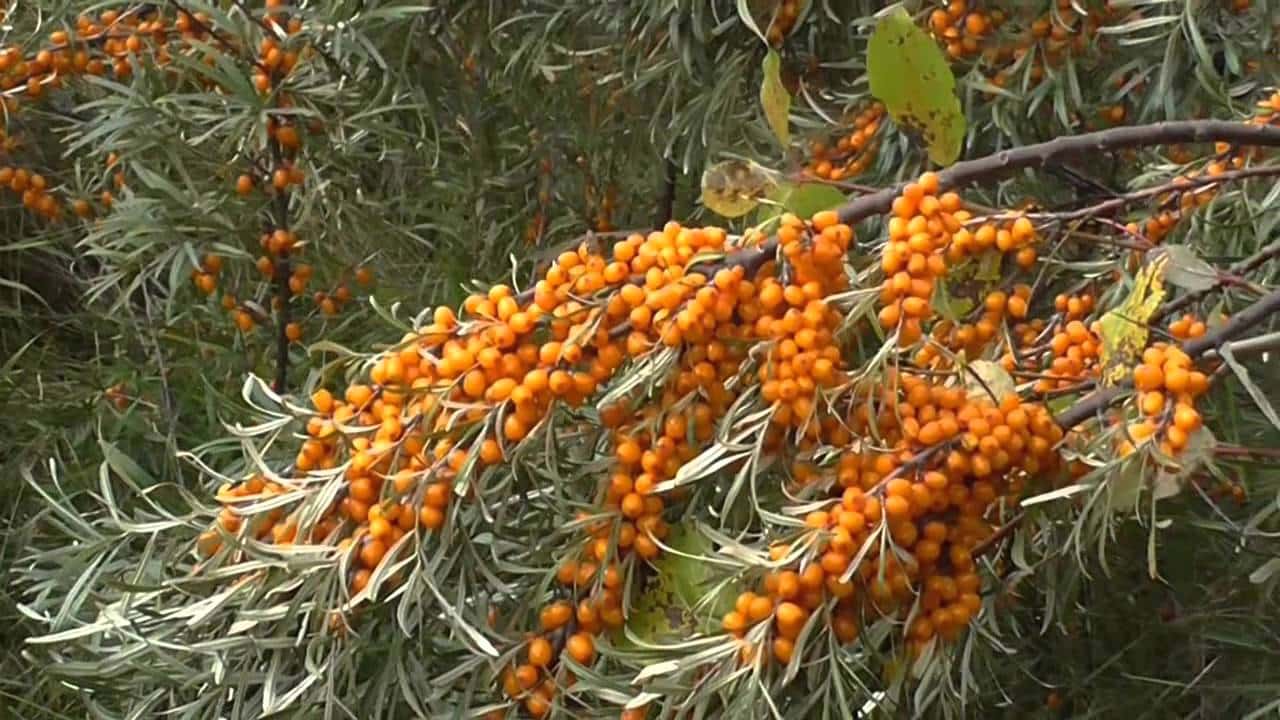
[269,140,292,394]
[701,120,1280,273]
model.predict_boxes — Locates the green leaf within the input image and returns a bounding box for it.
[1219,344,1280,435]
[931,279,974,322]
[627,525,737,642]
[700,159,779,218]
[655,524,734,618]
[757,181,846,223]
[760,50,791,147]
[736,0,770,46]
[867,8,966,165]
[1156,245,1218,292]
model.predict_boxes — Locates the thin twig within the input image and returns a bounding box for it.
[655,156,677,228]
[972,510,1025,558]
[971,165,1280,227]
[269,140,292,394]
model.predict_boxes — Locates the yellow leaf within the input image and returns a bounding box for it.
[700,159,779,218]
[963,360,1016,403]
[1098,255,1168,386]
[760,50,791,147]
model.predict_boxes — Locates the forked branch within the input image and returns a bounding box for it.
[703,120,1280,272]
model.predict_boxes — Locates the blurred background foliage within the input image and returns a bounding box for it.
[1,0,1278,717]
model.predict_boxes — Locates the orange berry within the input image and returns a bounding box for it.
[564,632,595,664]
[527,636,553,667]
[1133,364,1163,392]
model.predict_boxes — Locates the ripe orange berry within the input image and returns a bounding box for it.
[775,601,807,639]
[1173,404,1201,432]
[1133,364,1163,392]
[564,632,595,665]
[527,636,553,667]
[540,601,573,631]
[772,636,795,663]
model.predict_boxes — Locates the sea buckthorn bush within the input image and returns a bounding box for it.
[3,2,1280,719]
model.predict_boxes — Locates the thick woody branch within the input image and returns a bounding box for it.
[842,121,1280,225]
[705,120,1280,272]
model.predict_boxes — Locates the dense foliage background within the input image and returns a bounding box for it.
[1,1,1278,718]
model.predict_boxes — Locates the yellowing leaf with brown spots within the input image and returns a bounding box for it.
[1098,255,1168,386]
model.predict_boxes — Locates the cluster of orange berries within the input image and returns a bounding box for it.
[499,619,597,718]
[805,104,884,181]
[251,25,306,95]
[918,285,1034,368]
[313,267,373,317]
[103,383,131,411]
[1126,93,1280,245]
[191,253,224,296]
[927,0,1005,60]
[197,474,346,557]
[978,0,1118,89]
[878,172,1041,349]
[1036,319,1101,392]
[1168,313,1208,341]
[505,215,863,713]
[0,10,209,99]
[756,211,852,429]
[1123,343,1210,457]
[198,210,886,715]
[0,165,62,220]
[726,374,1063,661]
[765,0,803,46]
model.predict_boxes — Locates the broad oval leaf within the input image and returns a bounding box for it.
[1155,244,1218,292]
[700,159,779,218]
[963,360,1016,402]
[756,181,846,223]
[868,8,966,165]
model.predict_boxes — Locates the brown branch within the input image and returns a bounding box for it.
[226,0,351,80]
[695,120,1280,274]
[166,0,268,73]
[269,140,293,394]
[972,511,1025,559]
[1213,444,1280,460]
[972,165,1280,227]
[655,156,677,229]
